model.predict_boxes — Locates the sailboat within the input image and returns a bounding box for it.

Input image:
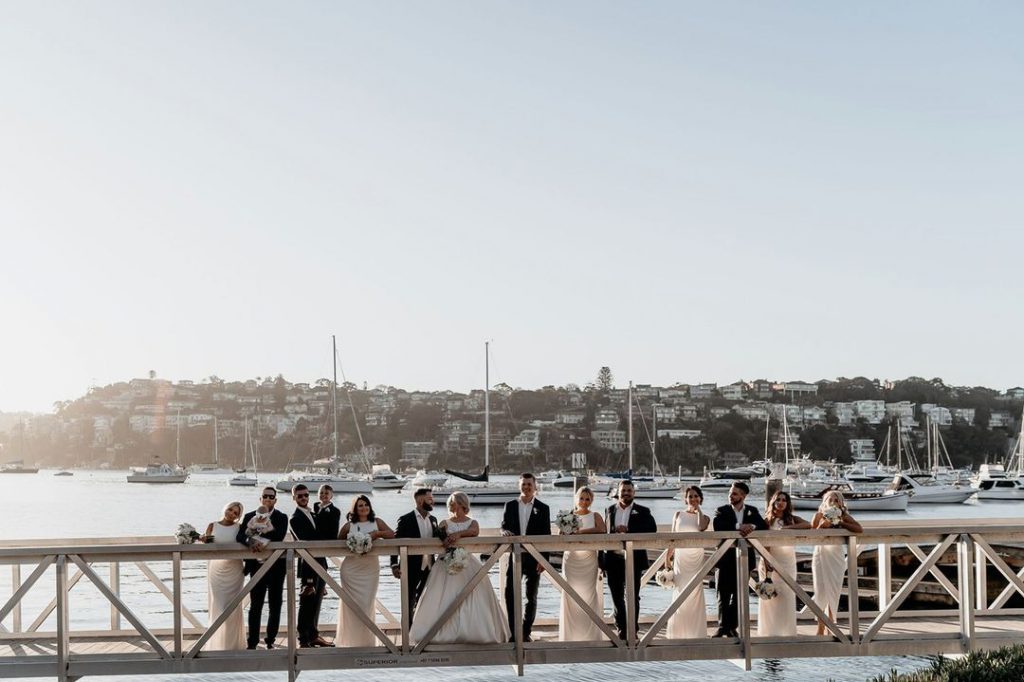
[190,417,233,474]
[609,382,678,499]
[228,418,259,487]
[435,341,519,506]
[274,335,372,494]
[885,417,974,504]
[127,411,188,483]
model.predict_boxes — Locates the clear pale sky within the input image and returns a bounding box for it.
[2,2,1023,412]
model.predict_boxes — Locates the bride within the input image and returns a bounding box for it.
[410,491,510,645]
[202,501,246,650]
[559,486,606,641]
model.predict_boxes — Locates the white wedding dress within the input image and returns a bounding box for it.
[812,539,846,621]
[559,511,603,641]
[666,510,707,639]
[336,520,382,647]
[758,518,797,637]
[410,518,510,644]
[204,521,246,651]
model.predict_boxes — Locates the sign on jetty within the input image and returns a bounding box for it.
[2,519,1024,681]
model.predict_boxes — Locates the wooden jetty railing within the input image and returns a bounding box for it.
[2,519,1024,681]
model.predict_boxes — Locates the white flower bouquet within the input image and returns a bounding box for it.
[655,568,675,590]
[174,523,201,545]
[755,578,778,599]
[346,531,372,555]
[442,546,469,574]
[555,509,579,535]
[823,506,843,525]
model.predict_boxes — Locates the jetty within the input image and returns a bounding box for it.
[3,518,1024,680]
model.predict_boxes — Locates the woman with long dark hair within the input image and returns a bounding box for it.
[336,495,395,647]
[758,491,810,636]
[666,485,710,638]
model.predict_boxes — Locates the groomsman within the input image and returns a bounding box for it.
[390,488,439,620]
[314,484,341,539]
[501,472,551,642]
[236,486,289,649]
[289,484,332,648]
[604,479,658,642]
[711,481,768,638]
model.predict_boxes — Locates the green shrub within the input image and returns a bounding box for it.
[864,645,1024,682]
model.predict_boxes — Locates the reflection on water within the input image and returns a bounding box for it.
[6,469,999,682]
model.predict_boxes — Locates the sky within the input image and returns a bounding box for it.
[2,2,1023,412]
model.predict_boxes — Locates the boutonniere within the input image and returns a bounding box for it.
[532,508,538,516]
[631,509,639,515]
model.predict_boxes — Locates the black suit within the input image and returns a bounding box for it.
[501,497,551,640]
[711,503,768,635]
[289,507,323,646]
[390,510,438,621]
[604,502,658,639]
[236,508,289,648]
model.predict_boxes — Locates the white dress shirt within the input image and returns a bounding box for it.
[518,498,534,534]
[416,511,433,569]
[615,502,633,529]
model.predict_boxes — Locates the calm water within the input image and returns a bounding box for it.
[8,469,1013,681]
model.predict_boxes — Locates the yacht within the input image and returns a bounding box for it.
[274,465,372,494]
[0,460,39,474]
[370,465,408,490]
[886,472,975,504]
[127,462,188,484]
[790,483,909,511]
[410,470,449,488]
[973,463,1024,500]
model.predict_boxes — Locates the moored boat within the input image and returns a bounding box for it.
[790,483,909,511]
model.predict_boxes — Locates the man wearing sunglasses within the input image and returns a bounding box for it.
[289,484,333,648]
[236,486,289,649]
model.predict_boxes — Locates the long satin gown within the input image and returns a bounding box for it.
[336,520,382,647]
[410,518,510,644]
[204,522,247,651]
[812,537,847,621]
[666,510,708,639]
[558,511,603,641]
[758,518,798,636]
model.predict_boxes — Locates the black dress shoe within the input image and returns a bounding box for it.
[265,641,275,650]
[727,630,739,638]
[712,629,728,638]
[246,644,257,650]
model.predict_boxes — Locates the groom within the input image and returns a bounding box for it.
[237,486,289,649]
[390,488,439,622]
[501,472,551,642]
[711,481,768,638]
[604,479,658,641]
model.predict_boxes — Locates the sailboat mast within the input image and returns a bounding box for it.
[332,335,339,461]
[213,416,219,466]
[175,409,181,466]
[484,341,490,470]
[925,416,932,472]
[628,381,634,473]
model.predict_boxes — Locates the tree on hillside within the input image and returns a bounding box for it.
[596,367,614,392]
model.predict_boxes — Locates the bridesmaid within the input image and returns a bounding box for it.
[811,490,862,636]
[558,486,607,641]
[336,495,395,647]
[665,485,710,639]
[202,501,246,651]
[757,491,810,637]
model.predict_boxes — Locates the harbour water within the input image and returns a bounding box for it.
[8,470,1013,681]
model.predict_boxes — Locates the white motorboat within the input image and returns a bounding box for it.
[370,465,408,490]
[790,483,909,511]
[127,462,188,484]
[410,470,449,488]
[275,468,372,494]
[886,472,975,504]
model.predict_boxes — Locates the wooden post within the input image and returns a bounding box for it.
[974,542,988,612]
[11,564,21,633]
[736,539,751,671]
[877,542,891,611]
[513,540,524,676]
[847,535,860,645]
[625,540,636,649]
[958,534,975,651]
[172,552,182,658]
[399,546,410,654]
[287,549,297,682]
[56,555,70,682]
[109,561,121,631]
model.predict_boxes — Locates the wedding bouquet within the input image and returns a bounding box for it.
[755,577,778,599]
[442,546,469,575]
[655,568,675,590]
[245,511,273,550]
[346,531,372,555]
[555,509,579,535]
[823,506,843,525]
[174,523,201,545]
